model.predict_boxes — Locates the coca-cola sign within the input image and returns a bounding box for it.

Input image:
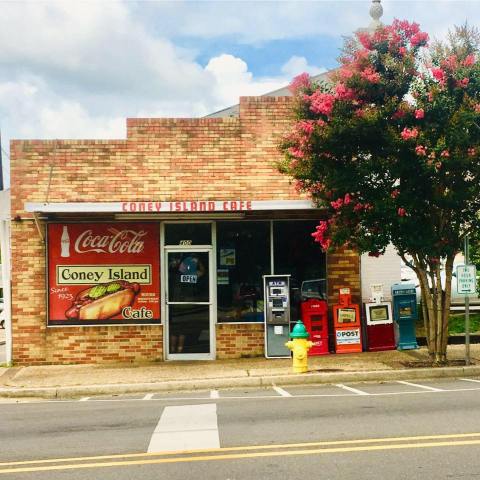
[47,222,160,326]
[74,228,147,254]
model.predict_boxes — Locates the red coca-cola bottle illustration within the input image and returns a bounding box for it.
[60,226,70,258]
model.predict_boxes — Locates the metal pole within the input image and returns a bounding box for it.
[465,235,471,366]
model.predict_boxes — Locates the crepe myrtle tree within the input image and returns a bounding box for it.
[279,20,480,364]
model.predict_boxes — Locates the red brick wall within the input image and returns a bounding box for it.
[216,323,264,359]
[10,96,360,365]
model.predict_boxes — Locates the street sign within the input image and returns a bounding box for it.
[456,265,477,294]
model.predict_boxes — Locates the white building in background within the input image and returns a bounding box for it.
[0,189,11,363]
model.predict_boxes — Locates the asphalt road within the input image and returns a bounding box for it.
[2,377,480,479]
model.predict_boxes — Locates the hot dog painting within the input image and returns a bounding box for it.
[47,223,160,326]
[65,281,140,321]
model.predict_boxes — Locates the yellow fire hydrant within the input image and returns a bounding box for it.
[285,320,313,373]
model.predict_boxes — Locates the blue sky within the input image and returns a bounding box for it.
[1,0,480,185]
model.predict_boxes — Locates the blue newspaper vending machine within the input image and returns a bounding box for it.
[391,282,419,350]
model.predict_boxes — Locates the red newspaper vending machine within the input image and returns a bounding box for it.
[365,284,395,352]
[300,299,329,355]
[333,288,362,354]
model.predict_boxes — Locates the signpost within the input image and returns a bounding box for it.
[457,235,477,366]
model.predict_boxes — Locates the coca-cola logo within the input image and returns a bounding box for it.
[74,228,147,254]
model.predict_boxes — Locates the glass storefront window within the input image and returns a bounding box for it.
[165,223,211,246]
[216,222,270,323]
[273,221,327,323]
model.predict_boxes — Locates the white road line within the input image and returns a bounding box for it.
[78,397,90,402]
[272,386,292,397]
[210,390,220,399]
[459,378,480,384]
[147,404,220,453]
[396,380,443,392]
[335,384,370,395]
[143,394,155,400]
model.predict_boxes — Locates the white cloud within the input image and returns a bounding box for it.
[281,56,327,77]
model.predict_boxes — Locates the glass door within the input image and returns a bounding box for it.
[166,249,213,359]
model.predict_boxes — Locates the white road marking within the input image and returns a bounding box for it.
[210,390,219,399]
[147,404,220,453]
[396,380,443,392]
[272,386,292,397]
[143,394,155,400]
[459,378,480,384]
[335,383,370,395]
[78,397,90,402]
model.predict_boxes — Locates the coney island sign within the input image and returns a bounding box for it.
[47,223,161,326]
[26,200,315,214]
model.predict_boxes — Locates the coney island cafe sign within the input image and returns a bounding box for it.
[26,200,315,214]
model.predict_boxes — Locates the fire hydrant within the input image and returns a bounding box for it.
[285,320,313,373]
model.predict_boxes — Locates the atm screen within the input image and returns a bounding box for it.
[399,306,412,317]
[337,308,356,323]
[271,288,282,295]
[369,305,389,322]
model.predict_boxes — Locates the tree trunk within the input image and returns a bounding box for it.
[415,255,456,365]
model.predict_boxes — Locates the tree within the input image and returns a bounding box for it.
[279,20,480,364]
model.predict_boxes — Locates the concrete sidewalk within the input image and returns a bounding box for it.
[0,344,479,399]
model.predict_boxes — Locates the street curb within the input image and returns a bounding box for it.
[1,365,480,399]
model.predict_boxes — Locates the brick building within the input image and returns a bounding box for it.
[10,96,360,365]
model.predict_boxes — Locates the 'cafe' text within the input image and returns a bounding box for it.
[121,201,253,213]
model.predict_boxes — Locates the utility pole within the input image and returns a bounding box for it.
[465,234,471,366]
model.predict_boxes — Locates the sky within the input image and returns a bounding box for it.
[2,0,480,185]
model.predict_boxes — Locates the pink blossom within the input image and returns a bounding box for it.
[353,203,364,212]
[398,46,407,56]
[363,203,373,211]
[415,109,424,119]
[335,83,356,101]
[330,198,344,210]
[415,145,427,156]
[398,208,406,217]
[392,19,420,39]
[475,104,480,113]
[391,189,400,199]
[457,78,469,88]
[428,91,434,102]
[294,180,306,193]
[356,31,372,49]
[288,73,311,94]
[410,31,429,47]
[401,127,419,140]
[442,55,458,71]
[344,193,352,205]
[468,148,476,156]
[288,147,305,159]
[360,66,381,83]
[311,221,331,251]
[392,109,406,120]
[431,67,446,85]
[440,150,450,158]
[463,54,476,67]
[338,67,354,81]
[309,91,335,116]
[297,120,315,136]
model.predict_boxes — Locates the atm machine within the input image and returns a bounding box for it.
[264,275,291,358]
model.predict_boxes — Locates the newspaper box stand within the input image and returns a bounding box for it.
[333,288,362,354]
[391,282,418,350]
[300,299,329,355]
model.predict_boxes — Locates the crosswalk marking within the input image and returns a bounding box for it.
[78,397,90,402]
[143,394,155,400]
[147,404,220,453]
[272,386,292,397]
[459,378,480,384]
[210,390,219,399]
[335,383,369,395]
[396,380,443,392]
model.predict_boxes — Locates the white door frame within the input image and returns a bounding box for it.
[163,246,215,360]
